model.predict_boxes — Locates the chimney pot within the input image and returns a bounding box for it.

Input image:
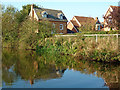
[31,4,34,17]
[95,17,98,21]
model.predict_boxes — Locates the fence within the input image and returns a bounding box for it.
[55,34,120,42]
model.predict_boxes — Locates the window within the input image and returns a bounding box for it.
[60,24,63,30]
[109,16,112,19]
[42,11,48,18]
[60,15,63,19]
[97,26,100,30]
[58,13,63,20]
[51,23,55,34]
[109,19,112,23]
[53,23,55,28]
[96,24,100,30]
[42,14,47,18]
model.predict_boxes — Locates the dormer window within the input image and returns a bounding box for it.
[42,14,47,18]
[42,11,48,18]
[108,16,112,19]
[58,13,64,20]
[109,19,112,23]
[60,15,63,19]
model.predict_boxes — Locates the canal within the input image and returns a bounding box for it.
[2,48,120,89]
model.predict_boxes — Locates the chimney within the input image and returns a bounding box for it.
[95,17,98,21]
[31,4,34,18]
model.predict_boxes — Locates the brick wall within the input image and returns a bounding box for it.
[50,21,67,34]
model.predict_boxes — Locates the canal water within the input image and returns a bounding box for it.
[2,48,120,89]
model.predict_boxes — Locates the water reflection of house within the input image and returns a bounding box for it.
[29,68,66,85]
[29,4,68,34]
[39,68,66,80]
[67,16,103,33]
[103,72,120,90]
[95,69,120,89]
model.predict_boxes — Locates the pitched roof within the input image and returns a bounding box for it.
[104,6,120,18]
[34,8,68,22]
[110,6,120,11]
[70,20,79,27]
[74,16,95,25]
[96,20,101,24]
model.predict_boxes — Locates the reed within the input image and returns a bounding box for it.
[37,36,120,62]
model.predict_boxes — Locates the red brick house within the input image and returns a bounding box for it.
[29,4,68,34]
[67,16,102,33]
[103,6,120,31]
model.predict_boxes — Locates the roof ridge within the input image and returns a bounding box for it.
[71,20,77,22]
[74,16,94,18]
[110,5,120,7]
[110,5,120,8]
[70,20,79,26]
[34,7,62,11]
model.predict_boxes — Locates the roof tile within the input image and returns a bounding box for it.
[74,16,96,25]
[34,8,68,22]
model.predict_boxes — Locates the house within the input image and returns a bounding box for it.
[67,16,102,33]
[95,17,103,31]
[67,29,75,33]
[103,6,120,31]
[29,4,68,34]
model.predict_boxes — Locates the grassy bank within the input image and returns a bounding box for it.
[74,30,119,35]
[37,35,120,62]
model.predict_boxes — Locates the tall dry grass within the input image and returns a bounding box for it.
[38,36,120,62]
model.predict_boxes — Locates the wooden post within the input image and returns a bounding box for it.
[116,34,119,50]
[116,34,118,38]
[96,34,98,43]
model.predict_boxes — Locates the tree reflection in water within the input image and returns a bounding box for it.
[2,48,120,89]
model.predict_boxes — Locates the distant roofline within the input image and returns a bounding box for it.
[49,20,68,22]
[74,16,94,19]
[109,5,120,9]
[110,5,120,7]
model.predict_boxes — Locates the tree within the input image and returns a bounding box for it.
[0,3,1,85]
[17,4,39,24]
[2,4,54,49]
[2,5,19,47]
[18,17,53,49]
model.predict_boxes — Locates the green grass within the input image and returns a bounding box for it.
[73,30,119,35]
[37,36,120,62]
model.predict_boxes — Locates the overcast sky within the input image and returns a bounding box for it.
[1,0,119,22]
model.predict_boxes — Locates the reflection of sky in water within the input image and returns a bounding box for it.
[2,49,119,88]
[2,69,108,88]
